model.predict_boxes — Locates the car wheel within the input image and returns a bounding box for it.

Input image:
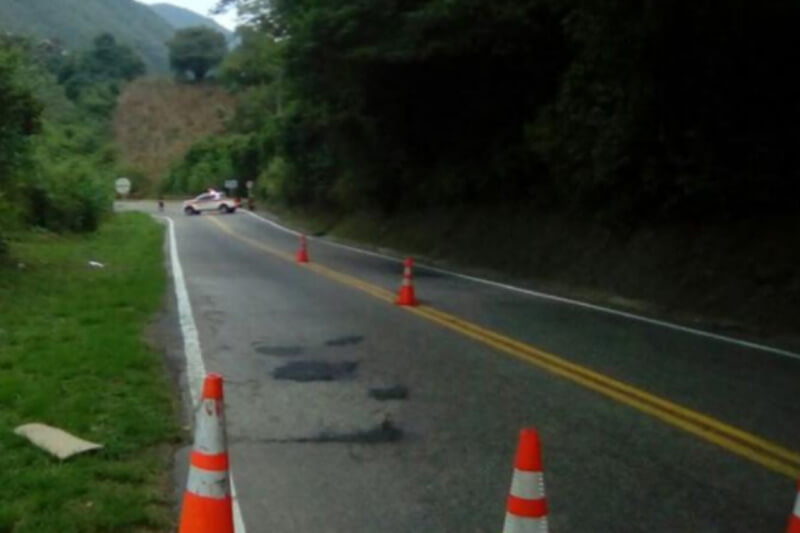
[184,206,196,215]
[219,204,232,214]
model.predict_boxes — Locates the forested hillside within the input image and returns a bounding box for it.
[169,0,798,221]
[0,0,174,72]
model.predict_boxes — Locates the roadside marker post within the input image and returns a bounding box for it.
[115,177,131,198]
[246,181,254,211]
[224,179,239,198]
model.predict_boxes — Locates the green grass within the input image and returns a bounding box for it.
[0,213,179,532]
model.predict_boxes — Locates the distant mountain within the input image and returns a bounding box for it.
[149,3,234,42]
[0,0,174,72]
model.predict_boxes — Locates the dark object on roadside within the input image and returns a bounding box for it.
[247,197,254,211]
[158,199,164,212]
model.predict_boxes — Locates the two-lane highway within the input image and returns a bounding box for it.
[126,201,800,531]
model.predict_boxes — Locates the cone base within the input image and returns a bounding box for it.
[503,513,549,533]
[179,492,234,533]
[296,251,309,263]
[396,286,417,306]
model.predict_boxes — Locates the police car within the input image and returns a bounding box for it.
[183,189,239,215]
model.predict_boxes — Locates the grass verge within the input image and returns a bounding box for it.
[0,213,179,532]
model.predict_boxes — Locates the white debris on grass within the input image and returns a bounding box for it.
[88,261,105,268]
[14,423,103,460]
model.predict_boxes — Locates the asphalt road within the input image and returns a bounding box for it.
[123,201,800,532]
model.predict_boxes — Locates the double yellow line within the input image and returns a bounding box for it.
[207,216,800,479]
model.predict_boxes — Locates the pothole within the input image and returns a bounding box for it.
[325,335,364,347]
[298,419,403,444]
[254,345,305,357]
[273,360,359,382]
[368,385,409,401]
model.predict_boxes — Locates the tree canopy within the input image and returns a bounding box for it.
[167,26,228,81]
[59,33,145,101]
[0,46,41,204]
[183,0,800,218]
[2,32,146,242]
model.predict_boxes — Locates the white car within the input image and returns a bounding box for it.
[183,191,239,215]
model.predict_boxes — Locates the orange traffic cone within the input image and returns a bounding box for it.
[396,257,418,306]
[788,480,800,533]
[296,234,310,263]
[179,374,234,533]
[503,429,549,533]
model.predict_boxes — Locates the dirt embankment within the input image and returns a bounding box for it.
[268,204,800,346]
[114,78,235,193]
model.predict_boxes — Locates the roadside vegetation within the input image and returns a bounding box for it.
[0,32,139,245]
[166,1,799,220]
[0,213,178,532]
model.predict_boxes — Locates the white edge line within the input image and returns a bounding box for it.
[241,209,800,361]
[243,208,301,236]
[160,216,247,533]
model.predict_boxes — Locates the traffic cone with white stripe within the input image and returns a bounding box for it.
[788,480,800,533]
[396,257,418,306]
[296,234,310,263]
[503,428,549,533]
[179,374,234,533]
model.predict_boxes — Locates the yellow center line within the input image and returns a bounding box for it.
[207,216,800,478]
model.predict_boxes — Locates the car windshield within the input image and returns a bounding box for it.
[195,193,225,201]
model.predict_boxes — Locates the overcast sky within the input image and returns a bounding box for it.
[136,0,239,31]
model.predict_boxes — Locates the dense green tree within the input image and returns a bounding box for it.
[167,27,228,81]
[196,0,800,216]
[1,36,115,239]
[1,46,37,251]
[59,33,145,101]
[0,46,41,197]
[221,26,282,89]
[85,33,146,80]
